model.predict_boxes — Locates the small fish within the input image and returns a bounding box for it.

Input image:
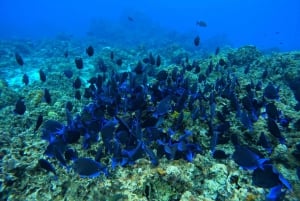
[22,74,29,85]
[258,132,272,153]
[116,58,122,66]
[233,145,268,170]
[264,83,279,100]
[73,157,107,178]
[134,61,144,74]
[63,50,68,58]
[215,47,220,55]
[128,16,134,21]
[64,148,78,161]
[38,159,56,176]
[15,52,24,66]
[39,69,46,82]
[74,90,81,100]
[75,57,83,69]
[65,101,73,112]
[213,149,229,159]
[194,35,200,46]
[196,20,207,27]
[86,46,94,57]
[63,69,73,79]
[110,51,114,60]
[156,55,161,67]
[34,115,43,132]
[73,77,81,89]
[267,118,285,143]
[14,97,26,115]
[44,88,51,104]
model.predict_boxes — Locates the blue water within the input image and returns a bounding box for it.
[1,0,299,51]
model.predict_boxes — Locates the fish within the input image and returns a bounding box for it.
[73,77,81,89]
[267,118,285,143]
[156,70,168,81]
[252,164,291,189]
[65,101,73,112]
[74,90,81,100]
[14,97,26,115]
[213,149,229,159]
[110,51,114,60]
[34,115,43,132]
[134,61,144,74]
[22,74,29,85]
[44,88,51,104]
[86,46,94,57]
[116,58,122,66]
[128,16,134,21]
[232,145,268,170]
[73,157,107,178]
[258,132,272,153]
[38,159,57,176]
[64,148,78,161]
[63,69,73,79]
[153,96,171,117]
[63,50,68,58]
[266,185,286,201]
[15,52,24,66]
[215,47,220,55]
[265,102,279,120]
[156,55,161,67]
[194,35,200,46]
[264,83,279,100]
[39,69,46,82]
[196,20,207,27]
[149,52,155,65]
[75,57,83,69]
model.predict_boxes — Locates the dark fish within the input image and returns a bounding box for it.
[149,52,155,65]
[73,157,107,178]
[15,52,24,66]
[38,159,56,176]
[63,50,68,58]
[233,145,267,170]
[63,69,73,79]
[196,20,207,27]
[266,102,279,120]
[258,132,272,153]
[134,61,144,74]
[252,164,290,189]
[110,51,114,60]
[22,74,29,85]
[86,46,94,57]
[14,97,26,115]
[244,65,250,74]
[215,47,220,55]
[44,88,51,104]
[267,118,285,143]
[153,96,171,117]
[64,148,78,161]
[128,16,134,21]
[34,115,43,132]
[39,69,46,82]
[66,101,73,112]
[219,58,226,66]
[213,149,229,159]
[142,57,150,64]
[75,57,83,69]
[156,70,168,81]
[156,55,161,67]
[194,35,200,46]
[74,90,81,100]
[116,58,122,66]
[73,77,81,89]
[264,83,279,100]
[262,69,268,79]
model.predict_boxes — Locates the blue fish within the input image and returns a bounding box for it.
[73,158,107,178]
[233,145,268,170]
[153,96,171,117]
[38,159,57,177]
[264,83,279,100]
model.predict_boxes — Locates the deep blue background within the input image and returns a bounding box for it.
[0,0,299,51]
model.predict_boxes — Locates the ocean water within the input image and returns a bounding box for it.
[0,1,300,201]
